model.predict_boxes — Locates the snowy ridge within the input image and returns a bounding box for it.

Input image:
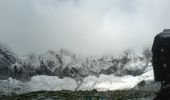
[0,42,157,95]
[0,45,152,81]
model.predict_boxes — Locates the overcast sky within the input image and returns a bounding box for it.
[0,0,170,56]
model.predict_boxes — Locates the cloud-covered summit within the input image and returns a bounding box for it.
[0,0,169,56]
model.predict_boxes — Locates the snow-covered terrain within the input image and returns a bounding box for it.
[0,42,159,96]
[79,70,155,91]
[0,69,159,95]
[0,76,77,95]
[0,45,152,80]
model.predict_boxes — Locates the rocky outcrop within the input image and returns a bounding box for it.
[0,43,17,79]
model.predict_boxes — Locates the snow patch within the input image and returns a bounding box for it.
[0,75,77,95]
[0,70,154,95]
[79,70,154,91]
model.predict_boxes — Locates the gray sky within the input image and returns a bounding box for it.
[0,0,170,56]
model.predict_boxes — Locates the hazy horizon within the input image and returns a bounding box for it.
[0,0,170,56]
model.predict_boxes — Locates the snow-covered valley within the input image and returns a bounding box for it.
[0,43,160,97]
[0,70,160,96]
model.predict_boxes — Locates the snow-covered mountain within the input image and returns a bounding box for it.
[0,42,158,95]
[0,43,152,80]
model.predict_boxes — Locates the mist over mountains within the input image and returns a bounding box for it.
[0,1,168,98]
[0,42,152,81]
[0,42,160,98]
[1,0,170,56]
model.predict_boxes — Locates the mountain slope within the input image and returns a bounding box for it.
[0,42,152,81]
[0,42,157,96]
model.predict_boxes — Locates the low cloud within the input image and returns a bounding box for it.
[0,0,170,56]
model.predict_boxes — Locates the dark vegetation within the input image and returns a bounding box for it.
[0,89,156,100]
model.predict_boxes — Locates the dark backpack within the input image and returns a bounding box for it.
[152,29,170,83]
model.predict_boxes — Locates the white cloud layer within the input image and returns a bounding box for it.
[0,0,170,56]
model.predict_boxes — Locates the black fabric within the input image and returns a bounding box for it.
[152,30,170,82]
[152,35,162,82]
[152,30,170,100]
[153,86,170,100]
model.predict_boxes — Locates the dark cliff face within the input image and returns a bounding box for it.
[0,43,17,64]
[0,42,152,81]
[0,43,17,79]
